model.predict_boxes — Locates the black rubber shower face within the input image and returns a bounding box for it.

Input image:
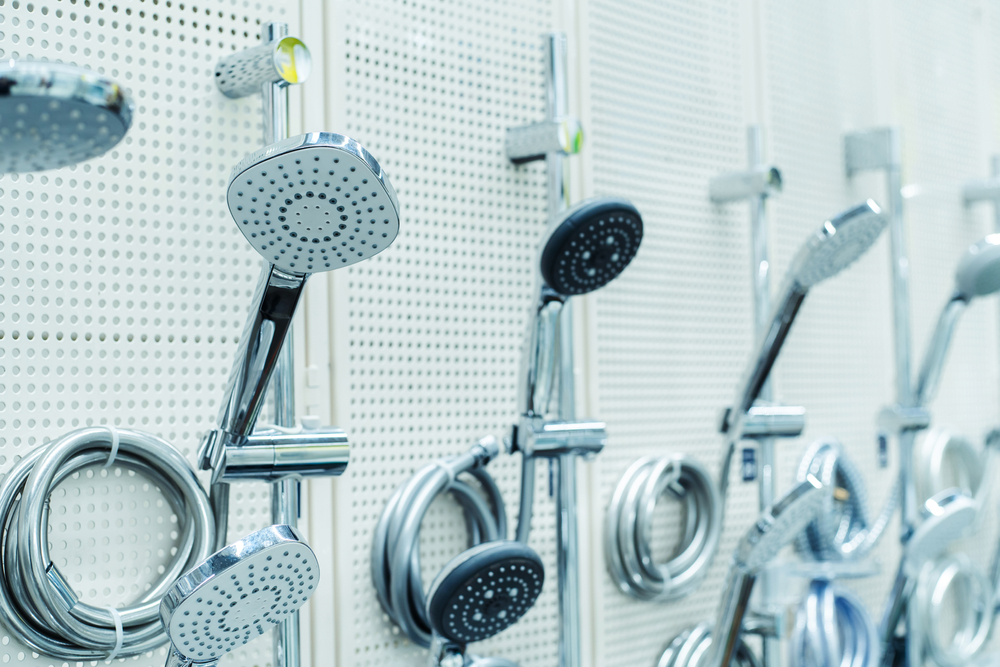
[427,541,545,645]
[540,197,643,295]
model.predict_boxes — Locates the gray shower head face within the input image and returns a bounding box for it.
[786,200,887,289]
[426,541,545,645]
[954,234,1000,300]
[736,474,824,572]
[160,524,319,663]
[227,132,401,276]
[540,197,643,295]
[0,61,134,173]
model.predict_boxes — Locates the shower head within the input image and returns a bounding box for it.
[426,541,544,646]
[213,132,399,443]
[539,197,643,296]
[159,524,319,666]
[954,234,1000,301]
[906,489,977,565]
[227,132,400,276]
[708,475,824,667]
[0,61,134,173]
[915,234,1000,406]
[723,200,887,429]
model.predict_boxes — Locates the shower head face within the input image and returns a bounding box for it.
[160,524,319,664]
[737,474,824,573]
[907,489,977,564]
[426,541,544,645]
[227,132,401,276]
[786,200,887,289]
[0,61,134,173]
[954,234,1000,300]
[540,197,643,295]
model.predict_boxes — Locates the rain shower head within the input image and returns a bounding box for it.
[539,197,643,295]
[227,132,400,276]
[426,541,544,646]
[723,200,887,428]
[915,234,1000,406]
[0,61,134,173]
[159,524,319,666]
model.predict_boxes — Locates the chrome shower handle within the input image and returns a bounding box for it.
[215,264,308,444]
[519,287,567,418]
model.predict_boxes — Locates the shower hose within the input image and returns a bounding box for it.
[795,438,897,561]
[657,621,761,667]
[0,426,215,660]
[370,436,506,648]
[789,580,879,667]
[605,454,722,601]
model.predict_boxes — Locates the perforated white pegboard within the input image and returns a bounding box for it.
[324,2,560,666]
[0,0,298,663]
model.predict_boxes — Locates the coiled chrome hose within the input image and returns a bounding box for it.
[789,580,878,667]
[605,455,721,601]
[0,427,215,661]
[371,436,504,649]
[656,621,760,667]
[795,438,897,561]
[911,554,992,667]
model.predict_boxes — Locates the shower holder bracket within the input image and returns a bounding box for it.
[877,405,931,434]
[709,164,783,203]
[844,128,901,174]
[741,608,788,639]
[721,403,805,439]
[200,426,350,483]
[505,117,583,164]
[514,417,606,459]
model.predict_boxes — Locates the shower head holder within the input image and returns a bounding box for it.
[709,165,783,203]
[719,402,805,439]
[201,425,350,484]
[505,117,584,164]
[511,417,607,459]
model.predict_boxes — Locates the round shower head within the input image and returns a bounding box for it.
[227,132,401,276]
[736,474,824,572]
[954,234,1000,300]
[159,524,319,664]
[426,541,544,645]
[787,199,887,289]
[540,197,643,295]
[0,61,134,173]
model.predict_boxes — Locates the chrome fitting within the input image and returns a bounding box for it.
[877,404,932,434]
[505,117,584,164]
[963,178,1000,206]
[206,427,349,483]
[709,165,782,203]
[719,402,806,438]
[516,417,606,458]
[844,127,901,174]
[214,35,312,99]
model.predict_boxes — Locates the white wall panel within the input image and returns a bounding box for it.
[0,0,298,664]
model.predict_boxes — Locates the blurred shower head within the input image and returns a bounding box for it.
[0,61,134,173]
[426,541,544,647]
[227,132,400,276]
[954,234,1000,301]
[159,524,319,666]
[915,234,1000,406]
[725,200,887,427]
[539,197,643,295]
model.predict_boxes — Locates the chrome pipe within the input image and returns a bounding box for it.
[914,298,967,408]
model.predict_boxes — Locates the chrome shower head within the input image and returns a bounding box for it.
[784,199,886,289]
[915,234,1000,406]
[426,541,544,646]
[539,197,643,295]
[723,200,887,431]
[227,132,400,276]
[954,234,1000,301]
[0,61,134,173]
[159,524,319,666]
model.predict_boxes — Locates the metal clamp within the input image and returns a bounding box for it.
[844,128,900,176]
[877,404,932,434]
[709,165,782,203]
[505,118,583,164]
[719,402,806,439]
[514,417,607,459]
[202,426,349,483]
